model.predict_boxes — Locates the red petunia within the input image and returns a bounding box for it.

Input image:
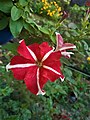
[6,40,64,95]
[55,32,76,58]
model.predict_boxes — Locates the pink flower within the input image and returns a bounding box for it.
[55,32,76,58]
[6,40,64,95]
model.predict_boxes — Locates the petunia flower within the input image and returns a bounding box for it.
[6,40,64,95]
[55,32,76,58]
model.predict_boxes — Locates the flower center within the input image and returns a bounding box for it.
[36,61,42,68]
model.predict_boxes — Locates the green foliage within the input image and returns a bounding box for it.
[0,0,13,13]
[19,0,28,6]
[0,0,90,120]
[10,19,23,37]
[0,13,8,30]
[11,6,22,21]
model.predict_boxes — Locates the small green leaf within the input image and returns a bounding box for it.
[55,85,67,94]
[21,109,31,120]
[82,40,88,51]
[50,35,55,43]
[0,0,13,13]
[2,42,18,54]
[24,22,31,32]
[19,0,28,6]
[68,22,77,29]
[10,19,23,37]
[65,31,70,37]
[64,68,72,77]
[4,115,19,120]
[11,6,22,21]
[24,21,34,34]
[38,27,49,35]
[0,15,8,30]
[1,86,13,96]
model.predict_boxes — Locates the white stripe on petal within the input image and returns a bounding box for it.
[19,40,23,43]
[60,45,76,51]
[36,68,45,95]
[43,65,61,76]
[60,77,65,82]
[61,51,74,56]
[41,50,53,62]
[6,63,36,71]
[55,32,60,35]
[26,47,37,61]
[43,65,65,82]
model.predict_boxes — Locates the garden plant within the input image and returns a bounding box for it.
[0,0,90,120]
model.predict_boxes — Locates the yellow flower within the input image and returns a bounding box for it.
[49,12,53,16]
[42,0,46,2]
[47,10,50,13]
[40,11,43,14]
[57,13,60,17]
[43,6,47,9]
[87,57,90,61]
[58,7,61,12]
[52,10,55,15]
[41,8,43,10]
[47,12,50,15]
[44,1,48,5]
[54,2,57,7]
[54,1,56,4]
[40,0,62,18]
[50,2,53,4]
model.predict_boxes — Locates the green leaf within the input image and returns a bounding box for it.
[0,15,8,30]
[24,21,34,34]
[21,109,31,120]
[61,57,70,65]
[25,18,35,24]
[38,27,49,35]
[4,115,19,120]
[24,22,31,32]
[64,68,72,77]
[50,35,55,43]
[11,6,22,21]
[0,0,13,13]
[0,86,13,96]
[65,31,70,37]
[10,19,23,37]
[66,65,90,78]
[19,0,28,6]
[68,22,77,29]
[2,42,18,54]
[58,86,67,94]
[0,109,8,119]
[55,85,67,95]
[82,40,88,51]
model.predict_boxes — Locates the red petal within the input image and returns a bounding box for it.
[60,43,76,51]
[24,67,48,95]
[43,51,61,65]
[10,56,33,65]
[10,56,35,80]
[17,40,35,62]
[28,42,52,61]
[41,67,62,82]
[24,66,38,95]
[28,43,41,60]
[42,51,64,81]
[39,68,48,89]
[39,42,52,59]
[56,32,64,49]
